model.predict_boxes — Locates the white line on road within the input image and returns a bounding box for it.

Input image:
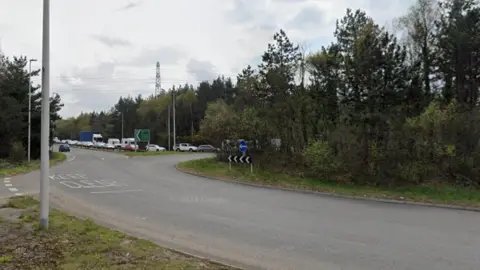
[8,188,18,192]
[5,184,12,187]
[14,193,23,196]
[67,155,76,162]
[4,177,10,180]
[90,189,142,194]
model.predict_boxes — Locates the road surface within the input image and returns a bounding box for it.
[2,148,480,270]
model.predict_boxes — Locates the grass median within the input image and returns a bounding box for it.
[0,152,67,178]
[0,196,234,270]
[70,146,188,157]
[178,158,480,208]
[124,151,189,157]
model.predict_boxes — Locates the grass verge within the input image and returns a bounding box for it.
[0,196,234,270]
[178,158,480,208]
[0,152,67,178]
[124,151,189,157]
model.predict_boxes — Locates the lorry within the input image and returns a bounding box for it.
[79,131,103,144]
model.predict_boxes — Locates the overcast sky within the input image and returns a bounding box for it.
[0,0,414,117]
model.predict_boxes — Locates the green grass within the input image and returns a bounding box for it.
[124,151,189,157]
[0,152,67,178]
[178,158,480,208]
[0,196,234,270]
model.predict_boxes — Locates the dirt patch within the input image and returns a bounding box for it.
[0,196,237,270]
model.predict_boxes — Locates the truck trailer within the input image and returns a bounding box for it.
[79,131,103,143]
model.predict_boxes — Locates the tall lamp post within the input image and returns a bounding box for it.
[28,59,37,163]
[39,0,50,229]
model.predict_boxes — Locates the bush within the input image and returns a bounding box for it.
[8,141,26,164]
[304,140,339,180]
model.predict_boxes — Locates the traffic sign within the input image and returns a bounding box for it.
[239,140,247,153]
[134,129,150,142]
[228,155,252,164]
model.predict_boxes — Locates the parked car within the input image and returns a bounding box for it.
[104,143,115,150]
[173,143,197,152]
[94,142,106,148]
[197,145,218,152]
[81,141,94,148]
[59,144,70,152]
[146,144,166,152]
[124,145,136,151]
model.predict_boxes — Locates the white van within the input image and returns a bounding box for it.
[108,138,120,145]
[121,138,137,149]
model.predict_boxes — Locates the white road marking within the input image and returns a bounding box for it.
[59,181,83,188]
[4,180,10,183]
[50,173,87,181]
[60,179,128,189]
[5,184,12,187]
[8,188,18,192]
[90,189,142,194]
[67,155,76,162]
[4,177,10,180]
[14,193,23,196]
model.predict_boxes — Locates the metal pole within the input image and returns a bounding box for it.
[172,90,176,147]
[39,0,50,230]
[27,59,36,162]
[167,104,171,150]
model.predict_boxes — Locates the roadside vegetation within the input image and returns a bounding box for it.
[190,0,480,201]
[55,0,480,202]
[0,56,63,160]
[179,158,480,207]
[0,152,66,178]
[0,55,64,177]
[0,196,234,270]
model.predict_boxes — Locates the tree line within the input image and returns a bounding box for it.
[57,0,480,188]
[0,55,63,162]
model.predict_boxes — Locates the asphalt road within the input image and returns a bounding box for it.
[3,148,480,270]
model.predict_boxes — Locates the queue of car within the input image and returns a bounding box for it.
[54,137,218,153]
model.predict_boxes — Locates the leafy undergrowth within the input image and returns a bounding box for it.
[0,196,234,270]
[125,151,189,157]
[178,158,480,208]
[0,152,67,178]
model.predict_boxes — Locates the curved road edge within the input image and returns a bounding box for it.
[47,187,246,270]
[174,163,480,213]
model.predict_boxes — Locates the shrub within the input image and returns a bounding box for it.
[8,141,25,164]
[304,140,339,179]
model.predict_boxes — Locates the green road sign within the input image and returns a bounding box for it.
[134,129,150,142]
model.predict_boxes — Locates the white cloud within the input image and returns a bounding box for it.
[91,35,132,47]
[0,0,414,117]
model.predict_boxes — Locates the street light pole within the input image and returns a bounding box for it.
[28,58,37,163]
[167,104,170,150]
[39,0,50,230]
[172,90,176,147]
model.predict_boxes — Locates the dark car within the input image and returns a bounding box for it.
[197,145,218,152]
[59,144,70,152]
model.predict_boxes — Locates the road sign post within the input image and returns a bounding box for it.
[134,129,150,142]
[228,155,253,173]
[239,140,247,156]
[134,129,150,152]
